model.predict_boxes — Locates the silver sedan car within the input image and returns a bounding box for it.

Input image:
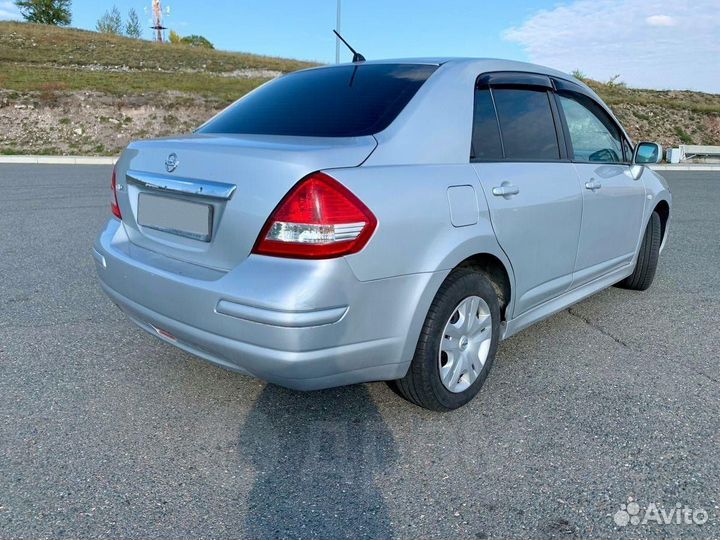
[94,58,671,410]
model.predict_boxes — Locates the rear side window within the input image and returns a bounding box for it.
[471,88,503,160]
[197,64,438,137]
[557,92,623,163]
[492,88,560,161]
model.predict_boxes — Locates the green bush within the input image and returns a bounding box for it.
[674,127,694,145]
[180,35,214,49]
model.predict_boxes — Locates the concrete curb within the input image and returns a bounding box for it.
[0,156,117,165]
[650,164,720,171]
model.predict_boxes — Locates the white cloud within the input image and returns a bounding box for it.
[504,0,720,93]
[646,15,675,27]
[0,0,21,20]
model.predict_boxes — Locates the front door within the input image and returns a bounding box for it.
[554,89,646,286]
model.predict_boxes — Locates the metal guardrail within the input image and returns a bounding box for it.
[680,145,720,159]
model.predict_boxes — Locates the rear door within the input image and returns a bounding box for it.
[471,73,583,316]
[553,82,645,286]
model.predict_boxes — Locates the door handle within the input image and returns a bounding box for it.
[492,185,520,197]
[585,180,602,191]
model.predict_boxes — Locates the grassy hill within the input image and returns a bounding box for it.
[0,21,313,99]
[1,21,719,156]
[583,79,720,152]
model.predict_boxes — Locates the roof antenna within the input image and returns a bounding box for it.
[333,30,366,63]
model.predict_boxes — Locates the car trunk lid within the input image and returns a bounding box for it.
[116,133,377,271]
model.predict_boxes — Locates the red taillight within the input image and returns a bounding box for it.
[253,172,377,259]
[110,166,122,220]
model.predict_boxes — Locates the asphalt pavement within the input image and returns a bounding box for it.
[1,165,718,539]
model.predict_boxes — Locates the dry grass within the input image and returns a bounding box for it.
[2,63,268,102]
[0,21,315,73]
[587,80,720,115]
[37,81,68,103]
[0,21,315,101]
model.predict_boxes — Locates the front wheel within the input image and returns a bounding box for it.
[616,211,662,291]
[391,268,501,411]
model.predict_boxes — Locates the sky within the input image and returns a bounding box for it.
[1,0,719,92]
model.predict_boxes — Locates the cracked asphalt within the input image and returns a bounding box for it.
[0,165,718,539]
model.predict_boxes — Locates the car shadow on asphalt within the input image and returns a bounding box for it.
[238,383,398,540]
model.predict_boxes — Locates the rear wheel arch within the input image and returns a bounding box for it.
[399,248,514,370]
[391,265,502,410]
[457,253,512,321]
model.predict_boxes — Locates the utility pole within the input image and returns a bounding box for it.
[151,0,167,43]
[335,0,341,63]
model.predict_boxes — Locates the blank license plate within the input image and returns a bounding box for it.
[137,193,213,242]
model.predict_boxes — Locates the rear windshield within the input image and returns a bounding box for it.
[197,63,438,137]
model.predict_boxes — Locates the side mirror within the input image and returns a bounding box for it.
[633,142,663,165]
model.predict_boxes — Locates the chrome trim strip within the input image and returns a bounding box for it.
[216,300,348,328]
[91,247,107,269]
[126,170,237,200]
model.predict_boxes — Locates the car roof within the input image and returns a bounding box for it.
[292,58,630,146]
[315,57,576,81]
[321,57,606,116]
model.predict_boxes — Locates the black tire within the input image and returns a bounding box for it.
[616,211,662,291]
[391,268,501,411]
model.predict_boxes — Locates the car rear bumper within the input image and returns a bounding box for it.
[94,219,444,390]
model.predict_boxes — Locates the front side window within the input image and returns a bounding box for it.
[492,88,560,161]
[197,63,438,137]
[558,92,623,163]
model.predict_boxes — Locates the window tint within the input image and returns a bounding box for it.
[558,93,623,163]
[197,64,438,137]
[492,88,560,161]
[471,88,503,160]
